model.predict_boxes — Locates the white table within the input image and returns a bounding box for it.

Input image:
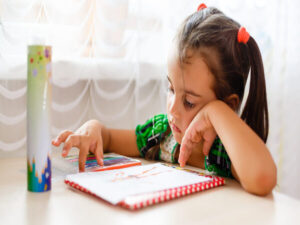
[1,155,300,225]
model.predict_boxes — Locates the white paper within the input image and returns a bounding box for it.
[65,163,212,205]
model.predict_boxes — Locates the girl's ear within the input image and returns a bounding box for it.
[224,94,240,111]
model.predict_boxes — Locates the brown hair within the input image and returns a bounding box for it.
[176,7,269,142]
[145,6,269,161]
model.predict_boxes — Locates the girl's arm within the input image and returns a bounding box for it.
[103,127,140,157]
[52,120,140,172]
[179,100,277,196]
[206,101,277,195]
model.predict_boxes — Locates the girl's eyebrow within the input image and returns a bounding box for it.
[167,75,202,98]
[185,89,202,98]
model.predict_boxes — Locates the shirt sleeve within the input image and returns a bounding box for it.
[135,114,169,158]
[204,137,233,178]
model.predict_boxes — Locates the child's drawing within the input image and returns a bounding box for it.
[111,166,172,182]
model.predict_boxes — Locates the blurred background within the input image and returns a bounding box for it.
[0,0,299,199]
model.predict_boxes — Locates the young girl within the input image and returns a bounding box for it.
[52,4,277,196]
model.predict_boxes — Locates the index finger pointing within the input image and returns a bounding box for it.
[178,134,193,167]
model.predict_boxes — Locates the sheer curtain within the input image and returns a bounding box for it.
[1,0,300,199]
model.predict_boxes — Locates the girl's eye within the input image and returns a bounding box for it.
[184,99,195,109]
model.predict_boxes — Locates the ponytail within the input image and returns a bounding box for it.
[241,37,269,142]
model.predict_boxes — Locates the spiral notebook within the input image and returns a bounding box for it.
[65,163,225,210]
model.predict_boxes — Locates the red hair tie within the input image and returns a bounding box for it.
[237,27,250,44]
[197,3,207,11]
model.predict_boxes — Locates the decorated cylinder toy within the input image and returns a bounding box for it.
[27,45,52,192]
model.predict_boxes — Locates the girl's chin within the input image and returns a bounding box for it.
[172,133,182,144]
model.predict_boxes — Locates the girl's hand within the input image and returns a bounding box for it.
[52,120,105,172]
[178,104,216,167]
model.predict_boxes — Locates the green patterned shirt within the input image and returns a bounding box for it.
[135,114,233,178]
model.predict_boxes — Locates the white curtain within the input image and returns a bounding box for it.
[1,0,300,199]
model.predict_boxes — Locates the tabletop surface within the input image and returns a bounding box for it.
[1,154,300,225]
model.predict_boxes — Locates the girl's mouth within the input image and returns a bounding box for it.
[170,123,181,133]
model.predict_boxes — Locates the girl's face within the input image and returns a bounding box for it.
[167,47,217,144]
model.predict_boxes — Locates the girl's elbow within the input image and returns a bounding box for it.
[243,166,277,196]
[255,170,277,196]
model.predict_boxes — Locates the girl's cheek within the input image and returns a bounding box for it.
[166,95,173,112]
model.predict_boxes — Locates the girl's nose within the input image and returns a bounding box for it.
[168,96,180,119]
